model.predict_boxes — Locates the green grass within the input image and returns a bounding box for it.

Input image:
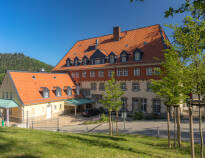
[0,127,202,158]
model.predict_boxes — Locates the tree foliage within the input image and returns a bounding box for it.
[0,53,53,84]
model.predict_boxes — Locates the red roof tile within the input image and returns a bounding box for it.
[9,71,76,105]
[53,25,166,71]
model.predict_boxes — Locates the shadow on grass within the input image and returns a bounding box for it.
[83,133,127,141]
[6,154,40,158]
[61,134,157,157]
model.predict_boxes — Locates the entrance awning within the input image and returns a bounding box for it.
[0,99,19,108]
[65,98,95,106]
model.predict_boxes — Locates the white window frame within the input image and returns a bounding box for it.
[134,68,140,76]
[90,71,95,77]
[121,82,127,91]
[98,71,104,77]
[134,52,141,61]
[146,67,153,76]
[117,69,128,77]
[110,55,115,64]
[132,82,140,91]
[67,87,72,96]
[82,72,87,78]
[141,98,147,112]
[95,58,101,64]
[108,70,114,77]
[153,99,161,114]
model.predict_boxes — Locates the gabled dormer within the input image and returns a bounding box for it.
[64,86,72,96]
[52,87,62,97]
[82,56,89,65]
[66,58,72,67]
[39,87,50,98]
[108,52,117,64]
[133,48,143,61]
[120,51,129,63]
[90,49,106,65]
[73,57,80,66]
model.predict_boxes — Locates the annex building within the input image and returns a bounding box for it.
[0,24,170,123]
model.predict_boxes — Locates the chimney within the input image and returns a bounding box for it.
[113,26,121,41]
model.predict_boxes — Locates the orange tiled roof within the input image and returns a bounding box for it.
[53,24,166,71]
[9,71,76,105]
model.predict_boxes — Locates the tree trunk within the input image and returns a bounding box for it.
[167,106,171,148]
[109,111,112,136]
[174,106,177,148]
[116,111,119,135]
[189,106,195,158]
[198,94,203,158]
[177,106,181,148]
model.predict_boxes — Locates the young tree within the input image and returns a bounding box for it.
[151,48,187,148]
[100,73,124,136]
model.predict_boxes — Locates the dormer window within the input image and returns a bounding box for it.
[76,85,80,95]
[66,58,71,67]
[66,86,72,96]
[120,51,128,63]
[110,55,115,64]
[40,87,50,98]
[134,50,143,61]
[82,56,89,65]
[54,87,61,97]
[74,57,79,66]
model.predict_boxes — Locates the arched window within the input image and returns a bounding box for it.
[67,86,72,96]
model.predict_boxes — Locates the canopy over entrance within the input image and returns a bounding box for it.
[65,98,95,117]
[0,99,19,108]
[65,98,95,106]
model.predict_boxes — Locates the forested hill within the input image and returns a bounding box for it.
[0,53,53,84]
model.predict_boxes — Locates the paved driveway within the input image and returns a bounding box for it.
[59,119,205,143]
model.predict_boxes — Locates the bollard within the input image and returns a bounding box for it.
[157,127,160,138]
[32,120,34,129]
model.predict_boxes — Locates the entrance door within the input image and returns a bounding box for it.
[46,105,52,119]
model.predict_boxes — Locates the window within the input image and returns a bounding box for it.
[43,88,49,98]
[121,97,128,109]
[54,105,57,110]
[153,99,161,114]
[146,67,153,76]
[56,88,62,97]
[66,59,71,67]
[71,72,75,78]
[82,57,88,65]
[6,92,9,99]
[95,58,101,64]
[134,52,141,61]
[147,82,152,92]
[132,82,140,92]
[59,104,62,110]
[117,68,128,77]
[98,71,104,77]
[76,72,79,78]
[110,55,115,64]
[10,92,13,99]
[91,83,97,90]
[132,98,138,113]
[76,85,80,95]
[67,87,72,96]
[108,70,114,77]
[74,58,79,66]
[99,83,105,91]
[82,72,87,78]
[90,71,95,78]
[121,54,127,62]
[134,68,140,76]
[81,88,90,97]
[121,82,127,91]
[140,98,147,112]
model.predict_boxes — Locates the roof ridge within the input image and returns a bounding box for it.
[77,24,161,43]
[8,70,68,74]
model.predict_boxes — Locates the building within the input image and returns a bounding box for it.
[0,71,93,123]
[52,25,167,116]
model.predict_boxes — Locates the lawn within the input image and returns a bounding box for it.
[0,127,202,158]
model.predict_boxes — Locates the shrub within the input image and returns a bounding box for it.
[100,113,108,122]
[133,112,144,120]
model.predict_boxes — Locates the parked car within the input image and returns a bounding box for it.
[82,108,100,117]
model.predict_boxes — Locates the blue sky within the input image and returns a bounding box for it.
[0,0,187,66]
